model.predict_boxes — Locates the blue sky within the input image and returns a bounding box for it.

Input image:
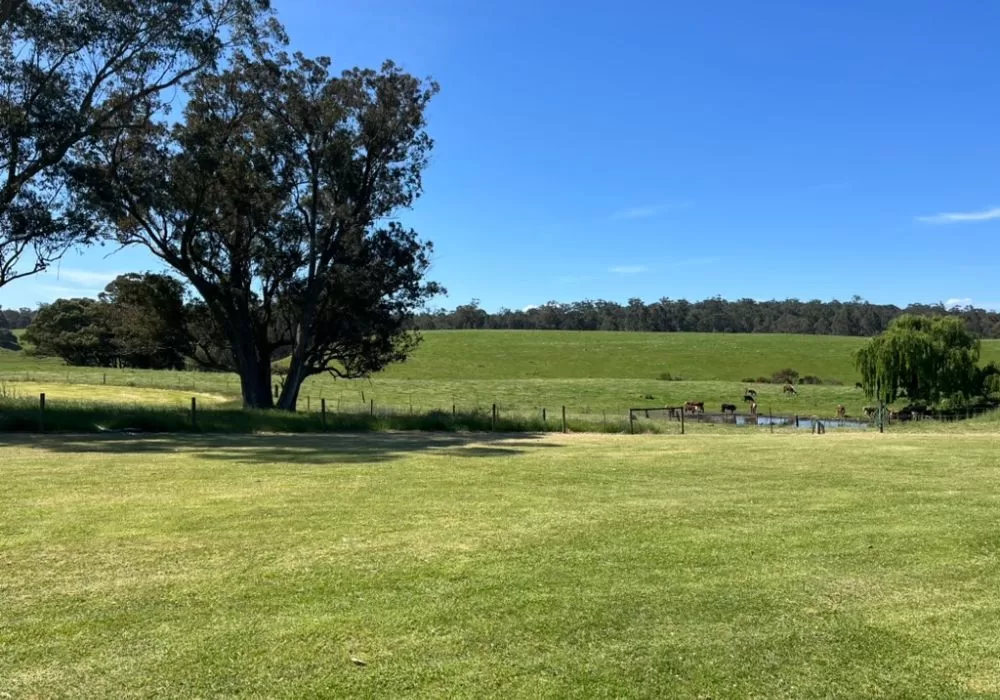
[4,0,1000,311]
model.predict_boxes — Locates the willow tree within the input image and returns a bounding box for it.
[855,314,980,406]
[78,52,441,410]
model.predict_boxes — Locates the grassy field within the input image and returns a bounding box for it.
[4,330,1000,419]
[3,431,1000,697]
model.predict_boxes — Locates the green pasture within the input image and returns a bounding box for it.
[3,431,1000,697]
[4,331,1000,420]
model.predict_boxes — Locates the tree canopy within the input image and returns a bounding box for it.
[0,0,276,288]
[77,51,441,409]
[855,314,983,407]
[98,273,191,370]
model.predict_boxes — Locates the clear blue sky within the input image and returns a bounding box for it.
[4,0,1000,311]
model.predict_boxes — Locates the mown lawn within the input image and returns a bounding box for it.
[3,431,1000,697]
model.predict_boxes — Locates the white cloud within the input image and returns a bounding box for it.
[39,267,123,288]
[916,207,1000,224]
[611,201,693,220]
[944,298,1000,311]
[521,305,538,312]
[35,284,100,297]
[609,265,648,275]
[613,206,660,220]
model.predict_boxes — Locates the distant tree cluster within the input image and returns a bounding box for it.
[23,273,192,368]
[414,297,1000,338]
[0,307,36,329]
[0,306,19,350]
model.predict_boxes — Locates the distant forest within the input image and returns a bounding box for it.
[413,297,1000,339]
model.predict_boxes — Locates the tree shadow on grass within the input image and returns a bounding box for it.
[0,432,559,466]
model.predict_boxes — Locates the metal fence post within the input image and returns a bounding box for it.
[191,396,197,429]
[39,393,45,433]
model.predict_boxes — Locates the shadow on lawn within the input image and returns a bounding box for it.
[0,432,558,465]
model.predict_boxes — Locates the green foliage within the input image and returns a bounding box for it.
[855,314,982,406]
[78,51,440,410]
[771,368,800,384]
[0,327,20,351]
[0,0,275,287]
[99,273,191,370]
[22,298,116,366]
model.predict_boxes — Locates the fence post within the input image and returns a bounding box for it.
[452,403,456,416]
[680,408,685,435]
[491,403,497,431]
[103,373,107,385]
[562,405,567,433]
[629,409,634,434]
[794,414,799,428]
[370,398,374,416]
[542,407,547,424]
[191,396,197,429]
[321,398,327,428]
[603,410,607,429]
[769,408,773,433]
[39,393,45,433]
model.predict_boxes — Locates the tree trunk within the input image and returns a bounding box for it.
[276,359,307,411]
[232,340,274,409]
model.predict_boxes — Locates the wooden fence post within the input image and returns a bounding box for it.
[562,405,567,433]
[370,398,374,416]
[39,393,45,433]
[769,408,773,433]
[542,407,547,424]
[680,408,685,435]
[321,398,327,428]
[629,409,634,435]
[191,396,197,429]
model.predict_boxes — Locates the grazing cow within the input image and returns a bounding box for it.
[863,406,876,418]
[783,383,798,395]
[743,393,757,403]
[684,401,704,414]
[836,404,846,419]
[721,403,737,414]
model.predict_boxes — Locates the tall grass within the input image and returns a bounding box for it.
[0,397,657,435]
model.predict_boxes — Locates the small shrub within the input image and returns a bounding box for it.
[755,376,771,384]
[740,377,757,384]
[641,393,655,400]
[0,328,21,351]
[771,368,800,384]
[799,375,823,385]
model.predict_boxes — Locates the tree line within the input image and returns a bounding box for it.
[414,298,1000,338]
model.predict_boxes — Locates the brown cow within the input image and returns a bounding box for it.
[783,383,798,395]
[685,401,705,414]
